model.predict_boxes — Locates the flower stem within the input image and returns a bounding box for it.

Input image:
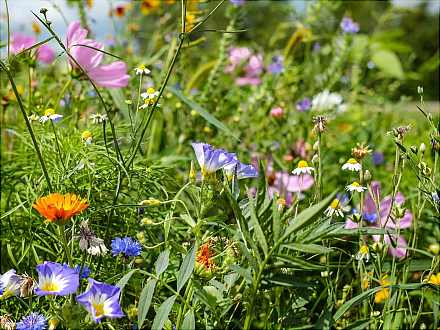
[59,224,73,267]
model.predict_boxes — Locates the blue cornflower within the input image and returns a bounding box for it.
[74,265,91,279]
[372,152,384,166]
[296,97,312,112]
[268,55,284,74]
[111,237,142,257]
[340,17,359,34]
[16,313,47,330]
[363,212,378,224]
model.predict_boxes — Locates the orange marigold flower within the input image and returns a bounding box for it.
[196,243,215,271]
[33,193,88,224]
[374,277,391,304]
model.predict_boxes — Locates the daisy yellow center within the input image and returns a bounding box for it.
[93,302,105,318]
[44,108,55,116]
[146,87,156,94]
[41,281,60,292]
[330,199,340,209]
[297,160,309,168]
[359,245,369,254]
[347,158,358,165]
[82,131,92,140]
[138,64,145,70]
[351,182,360,187]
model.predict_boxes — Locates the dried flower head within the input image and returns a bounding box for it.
[388,125,411,140]
[19,274,36,297]
[313,116,328,133]
[78,220,108,256]
[351,143,372,160]
[0,314,15,330]
[196,243,216,271]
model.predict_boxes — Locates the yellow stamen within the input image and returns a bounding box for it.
[93,303,105,318]
[41,281,60,292]
[347,158,358,165]
[44,108,55,116]
[359,245,369,254]
[146,87,156,94]
[297,160,309,168]
[330,199,340,209]
[351,182,360,187]
[81,130,92,140]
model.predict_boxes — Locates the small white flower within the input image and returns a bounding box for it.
[141,87,159,100]
[292,160,314,176]
[325,198,345,217]
[312,90,345,112]
[90,113,108,124]
[342,158,362,172]
[134,64,151,75]
[39,109,63,123]
[346,181,366,193]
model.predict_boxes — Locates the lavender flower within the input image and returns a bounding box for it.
[0,269,21,299]
[35,261,79,296]
[111,237,142,257]
[230,0,245,6]
[268,55,284,74]
[296,98,312,112]
[191,143,237,178]
[340,17,359,34]
[16,313,47,330]
[224,161,258,180]
[77,278,124,323]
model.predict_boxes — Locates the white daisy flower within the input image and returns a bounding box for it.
[292,160,315,176]
[311,90,345,112]
[134,64,151,76]
[324,198,345,217]
[355,245,370,262]
[39,108,63,123]
[346,181,366,193]
[141,87,159,100]
[342,158,362,172]
[90,113,108,124]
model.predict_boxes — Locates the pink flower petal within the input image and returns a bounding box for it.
[344,219,359,229]
[88,61,129,88]
[37,44,55,64]
[11,33,36,53]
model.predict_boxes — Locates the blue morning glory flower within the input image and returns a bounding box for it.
[340,17,359,34]
[191,142,237,178]
[77,278,124,323]
[296,98,312,112]
[224,161,258,180]
[16,312,47,330]
[35,261,79,296]
[111,237,142,257]
[0,269,21,298]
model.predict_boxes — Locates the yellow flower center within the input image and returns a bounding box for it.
[138,64,146,70]
[44,108,55,116]
[330,199,340,209]
[41,281,60,292]
[92,302,105,318]
[146,87,156,95]
[351,182,360,187]
[347,158,358,165]
[81,131,92,140]
[359,245,369,254]
[297,160,309,168]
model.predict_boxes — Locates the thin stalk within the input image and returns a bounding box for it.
[59,224,73,266]
[5,0,10,58]
[0,60,53,191]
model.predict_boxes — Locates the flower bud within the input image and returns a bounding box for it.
[419,143,426,153]
[141,217,154,226]
[311,154,319,164]
[417,86,423,95]
[48,318,59,330]
[428,243,439,255]
[189,161,196,183]
[364,170,372,182]
[139,198,161,206]
[313,141,319,151]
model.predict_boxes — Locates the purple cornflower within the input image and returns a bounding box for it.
[230,0,245,6]
[77,278,124,323]
[16,313,47,330]
[35,261,79,296]
[296,97,312,112]
[224,161,258,180]
[191,142,237,178]
[372,151,385,166]
[340,17,359,34]
[268,55,284,74]
[111,237,142,257]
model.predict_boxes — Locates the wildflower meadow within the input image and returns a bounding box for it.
[1,1,439,329]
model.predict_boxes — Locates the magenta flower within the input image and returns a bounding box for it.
[10,32,55,64]
[270,107,284,118]
[236,54,263,86]
[66,21,129,88]
[345,181,413,258]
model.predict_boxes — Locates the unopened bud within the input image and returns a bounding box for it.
[48,318,59,330]
[39,8,48,15]
[417,86,423,95]
[139,198,161,206]
[419,143,426,153]
[364,170,372,182]
[141,218,154,226]
[189,161,196,182]
[311,154,319,164]
[313,141,320,151]
[428,243,440,255]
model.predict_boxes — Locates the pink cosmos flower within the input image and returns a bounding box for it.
[270,107,284,118]
[66,21,129,88]
[225,47,264,86]
[345,181,413,258]
[10,32,55,64]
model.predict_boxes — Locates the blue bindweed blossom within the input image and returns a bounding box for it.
[268,55,284,74]
[191,142,237,178]
[224,161,258,180]
[16,312,47,330]
[0,269,21,299]
[35,261,79,296]
[111,237,142,257]
[340,17,359,34]
[77,278,124,323]
[296,98,312,112]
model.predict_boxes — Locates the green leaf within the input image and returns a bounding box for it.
[275,254,326,270]
[151,295,176,330]
[248,192,268,256]
[108,89,129,119]
[116,269,138,289]
[138,279,157,328]
[177,244,196,292]
[371,49,404,79]
[155,250,170,276]
[181,309,195,330]
[168,86,239,140]
[281,191,337,242]
[333,287,381,321]
[282,243,333,254]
